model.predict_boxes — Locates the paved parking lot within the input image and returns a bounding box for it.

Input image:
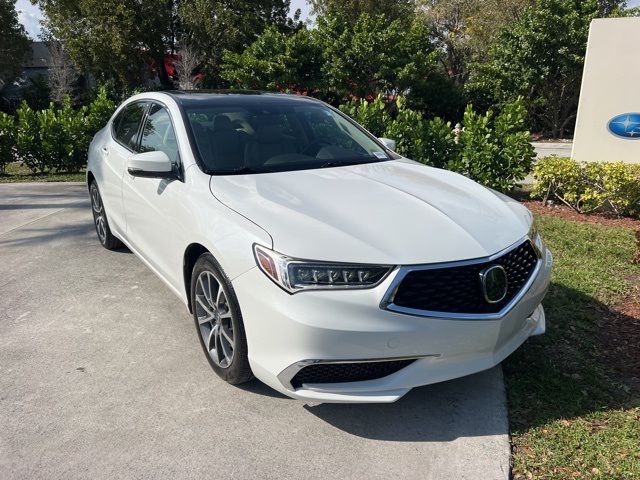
[0,182,509,480]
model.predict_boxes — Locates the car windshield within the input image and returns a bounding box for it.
[183,100,392,174]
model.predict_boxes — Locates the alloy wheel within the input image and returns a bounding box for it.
[195,270,235,368]
[90,184,107,243]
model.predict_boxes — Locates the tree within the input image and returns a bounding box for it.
[418,0,533,85]
[47,41,77,104]
[309,0,416,23]
[220,26,322,92]
[37,0,177,88]
[179,0,300,85]
[0,0,31,87]
[220,12,460,118]
[317,14,440,100]
[173,44,203,90]
[466,0,604,137]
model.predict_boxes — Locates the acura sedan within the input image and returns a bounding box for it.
[87,91,552,403]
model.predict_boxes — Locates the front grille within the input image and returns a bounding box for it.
[391,241,539,315]
[290,360,415,389]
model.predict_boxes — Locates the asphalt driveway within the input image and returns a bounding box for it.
[0,182,509,480]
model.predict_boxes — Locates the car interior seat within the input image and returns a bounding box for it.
[245,117,299,167]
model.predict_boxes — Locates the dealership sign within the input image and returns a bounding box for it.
[572,18,640,163]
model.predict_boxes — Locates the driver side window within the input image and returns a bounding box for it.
[114,102,147,150]
[139,104,179,164]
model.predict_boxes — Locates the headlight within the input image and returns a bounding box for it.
[528,216,544,253]
[253,244,393,293]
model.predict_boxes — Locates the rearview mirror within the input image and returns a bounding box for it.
[378,138,396,151]
[127,151,176,179]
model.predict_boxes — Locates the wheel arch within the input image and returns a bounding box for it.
[183,243,211,313]
[87,171,95,189]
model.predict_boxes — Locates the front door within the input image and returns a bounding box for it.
[122,102,189,292]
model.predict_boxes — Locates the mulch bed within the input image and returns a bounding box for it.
[523,199,640,396]
[522,199,640,230]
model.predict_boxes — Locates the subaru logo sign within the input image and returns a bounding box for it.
[607,113,640,139]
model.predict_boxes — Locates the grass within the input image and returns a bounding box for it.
[0,162,85,183]
[507,215,640,479]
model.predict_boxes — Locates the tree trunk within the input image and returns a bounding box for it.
[156,53,171,88]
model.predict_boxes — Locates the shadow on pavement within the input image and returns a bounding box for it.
[0,202,86,210]
[302,369,506,442]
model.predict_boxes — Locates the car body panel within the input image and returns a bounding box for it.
[209,159,532,265]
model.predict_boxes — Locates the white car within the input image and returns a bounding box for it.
[87,91,552,403]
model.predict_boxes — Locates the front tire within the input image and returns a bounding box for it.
[89,181,123,250]
[190,253,253,385]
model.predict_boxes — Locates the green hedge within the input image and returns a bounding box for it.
[532,157,640,218]
[1,87,116,174]
[339,95,534,191]
[0,112,15,173]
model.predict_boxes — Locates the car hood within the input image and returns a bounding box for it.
[209,159,532,265]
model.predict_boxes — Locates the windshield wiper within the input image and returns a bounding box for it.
[318,158,380,169]
[212,166,272,175]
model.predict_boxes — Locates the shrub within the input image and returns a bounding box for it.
[0,112,16,173]
[340,95,460,168]
[85,87,116,135]
[339,96,533,191]
[15,101,46,173]
[40,97,88,172]
[13,87,116,174]
[339,94,390,137]
[452,97,535,191]
[383,97,427,163]
[422,117,459,169]
[533,157,640,218]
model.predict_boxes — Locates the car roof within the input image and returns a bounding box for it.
[162,90,324,108]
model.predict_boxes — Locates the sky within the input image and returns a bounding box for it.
[15,0,640,40]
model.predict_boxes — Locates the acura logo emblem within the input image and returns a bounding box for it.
[479,265,508,304]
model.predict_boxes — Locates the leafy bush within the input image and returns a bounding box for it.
[533,157,640,218]
[452,97,535,191]
[422,117,459,169]
[339,95,390,137]
[0,112,16,173]
[12,87,116,174]
[40,97,89,172]
[15,101,46,173]
[85,87,116,136]
[340,95,532,191]
[383,98,427,163]
[339,95,459,168]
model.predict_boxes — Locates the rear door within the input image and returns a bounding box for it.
[101,101,148,235]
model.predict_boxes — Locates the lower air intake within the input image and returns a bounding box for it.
[290,359,415,389]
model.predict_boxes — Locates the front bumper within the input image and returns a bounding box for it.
[232,245,552,403]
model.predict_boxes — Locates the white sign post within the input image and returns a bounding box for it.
[572,17,640,164]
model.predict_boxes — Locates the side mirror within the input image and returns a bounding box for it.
[127,151,176,178]
[378,138,396,151]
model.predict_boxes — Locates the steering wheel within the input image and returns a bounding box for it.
[301,137,333,156]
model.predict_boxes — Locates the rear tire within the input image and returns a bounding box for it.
[89,181,123,250]
[191,253,253,385]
